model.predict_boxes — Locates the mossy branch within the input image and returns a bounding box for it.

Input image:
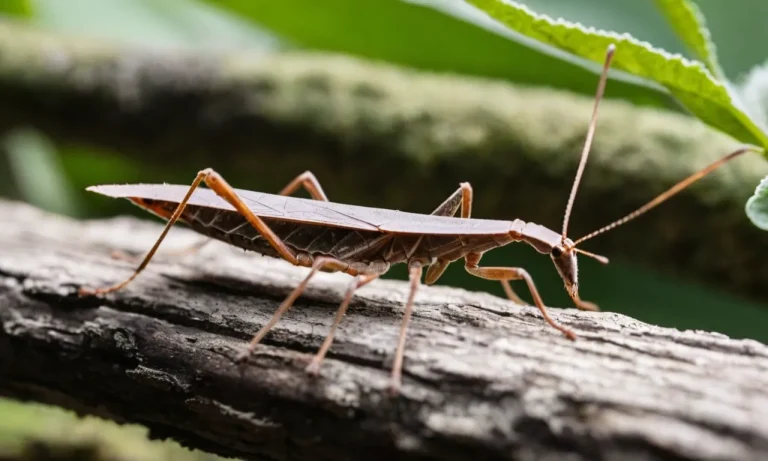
[0,20,767,302]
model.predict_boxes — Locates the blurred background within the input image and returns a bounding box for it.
[1,0,767,344]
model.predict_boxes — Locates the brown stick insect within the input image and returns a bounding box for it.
[78,44,754,394]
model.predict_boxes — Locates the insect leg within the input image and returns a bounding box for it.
[144,171,331,262]
[500,280,527,305]
[389,260,423,395]
[429,183,527,304]
[193,169,301,263]
[278,170,329,201]
[426,184,526,303]
[79,169,213,296]
[79,168,301,296]
[430,182,473,218]
[424,183,473,285]
[235,256,352,362]
[464,252,576,340]
[305,271,380,375]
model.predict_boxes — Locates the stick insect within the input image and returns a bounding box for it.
[78,44,753,394]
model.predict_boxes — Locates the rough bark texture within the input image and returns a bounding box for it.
[1,198,767,461]
[1,21,768,304]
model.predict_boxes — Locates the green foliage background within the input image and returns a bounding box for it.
[2,0,768,457]
[2,1,767,340]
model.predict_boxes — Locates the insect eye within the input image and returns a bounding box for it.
[551,246,563,258]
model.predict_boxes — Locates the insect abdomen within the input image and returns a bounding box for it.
[130,198,514,264]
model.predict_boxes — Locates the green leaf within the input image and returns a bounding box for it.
[3,129,80,216]
[0,0,32,17]
[653,0,724,80]
[464,0,768,151]
[746,175,768,230]
[200,0,675,110]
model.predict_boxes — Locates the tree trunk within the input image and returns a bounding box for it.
[1,198,767,461]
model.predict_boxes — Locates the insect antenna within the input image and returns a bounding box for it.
[572,247,609,264]
[572,145,757,247]
[561,44,617,242]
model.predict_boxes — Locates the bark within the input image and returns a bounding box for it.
[1,198,767,461]
[0,21,768,304]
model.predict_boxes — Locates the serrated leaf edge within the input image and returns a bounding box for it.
[466,0,768,150]
[681,0,724,79]
[480,0,719,80]
[653,0,725,80]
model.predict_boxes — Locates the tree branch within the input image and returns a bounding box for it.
[1,198,767,461]
[1,20,768,303]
